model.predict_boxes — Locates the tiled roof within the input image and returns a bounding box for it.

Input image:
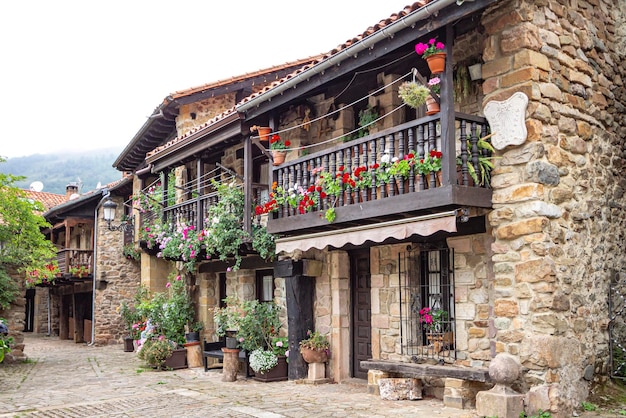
[23,190,66,212]
[146,1,433,161]
[168,56,326,100]
[114,56,322,172]
[43,176,132,218]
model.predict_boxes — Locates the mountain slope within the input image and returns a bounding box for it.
[1,148,124,195]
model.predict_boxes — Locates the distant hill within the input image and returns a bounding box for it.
[1,148,125,195]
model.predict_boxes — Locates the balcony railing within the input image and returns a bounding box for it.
[57,248,93,276]
[266,112,492,234]
[160,185,267,232]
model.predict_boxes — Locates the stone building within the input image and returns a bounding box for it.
[113,0,625,416]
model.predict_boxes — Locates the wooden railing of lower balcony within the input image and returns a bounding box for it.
[266,113,492,234]
[57,248,93,275]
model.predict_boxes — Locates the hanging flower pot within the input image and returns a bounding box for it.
[272,150,287,166]
[425,52,446,74]
[426,96,440,115]
[257,127,272,142]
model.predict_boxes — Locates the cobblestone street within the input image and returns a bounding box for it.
[0,334,476,418]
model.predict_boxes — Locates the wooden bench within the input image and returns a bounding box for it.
[361,359,492,409]
[203,340,252,377]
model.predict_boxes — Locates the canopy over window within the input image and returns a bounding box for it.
[275,211,458,254]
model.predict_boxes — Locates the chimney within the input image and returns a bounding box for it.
[66,182,79,201]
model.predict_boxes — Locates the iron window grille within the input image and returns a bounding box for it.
[399,243,455,362]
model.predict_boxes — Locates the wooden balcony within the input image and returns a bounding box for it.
[266,113,492,235]
[57,248,93,276]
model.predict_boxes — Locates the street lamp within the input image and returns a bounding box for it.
[102,198,133,231]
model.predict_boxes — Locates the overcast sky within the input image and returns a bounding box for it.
[0,1,409,159]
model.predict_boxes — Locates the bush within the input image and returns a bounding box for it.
[138,337,174,368]
[249,348,278,373]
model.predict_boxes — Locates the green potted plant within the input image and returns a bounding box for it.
[269,134,290,166]
[120,300,141,352]
[299,330,330,363]
[419,306,453,352]
[398,81,430,109]
[122,243,141,261]
[456,133,497,187]
[138,336,175,369]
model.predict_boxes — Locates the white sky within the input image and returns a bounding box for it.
[0,1,409,159]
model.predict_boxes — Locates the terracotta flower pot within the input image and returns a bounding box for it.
[426,96,440,115]
[301,347,328,363]
[272,150,286,166]
[425,52,446,74]
[257,127,271,142]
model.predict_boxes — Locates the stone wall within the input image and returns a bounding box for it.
[481,0,626,413]
[93,196,142,345]
[1,267,26,363]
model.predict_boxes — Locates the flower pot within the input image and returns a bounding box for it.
[185,332,200,342]
[426,96,440,116]
[257,127,271,142]
[272,150,286,166]
[225,336,238,349]
[252,356,288,382]
[425,52,446,74]
[164,348,188,370]
[301,347,328,363]
[427,332,454,353]
[123,336,134,352]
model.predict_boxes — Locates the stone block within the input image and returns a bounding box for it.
[476,385,525,418]
[378,378,422,401]
[307,362,326,380]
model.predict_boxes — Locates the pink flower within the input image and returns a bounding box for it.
[166,282,171,288]
[227,267,232,272]
[276,341,283,347]
[176,275,181,281]
[435,41,445,50]
[285,350,289,357]
[239,337,244,343]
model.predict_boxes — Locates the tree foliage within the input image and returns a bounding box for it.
[0,158,57,304]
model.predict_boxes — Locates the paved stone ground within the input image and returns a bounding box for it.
[0,334,477,418]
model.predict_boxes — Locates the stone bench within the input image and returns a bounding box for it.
[361,359,492,409]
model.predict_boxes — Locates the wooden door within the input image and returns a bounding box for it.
[351,250,371,379]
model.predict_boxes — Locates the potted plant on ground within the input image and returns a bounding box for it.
[138,335,175,369]
[136,273,195,370]
[299,330,330,363]
[120,300,141,352]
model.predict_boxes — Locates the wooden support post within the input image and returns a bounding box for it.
[276,259,315,380]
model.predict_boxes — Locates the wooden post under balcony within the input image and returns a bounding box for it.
[441,23,456,187]
[196,159,202,231]
[243,135,252,236]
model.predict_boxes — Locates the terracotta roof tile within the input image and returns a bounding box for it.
[168,56,324,101]
[23,190,66,212]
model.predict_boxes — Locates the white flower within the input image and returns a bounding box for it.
[381,153,391,164]
[392,157,399,163]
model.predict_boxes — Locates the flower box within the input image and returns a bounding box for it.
[252,356,288,382]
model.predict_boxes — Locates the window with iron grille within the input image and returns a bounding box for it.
[399,243,455,361]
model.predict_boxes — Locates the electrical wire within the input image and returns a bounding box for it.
[255,70,413,140]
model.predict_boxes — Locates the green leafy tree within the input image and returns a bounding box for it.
[0,159,57,307]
